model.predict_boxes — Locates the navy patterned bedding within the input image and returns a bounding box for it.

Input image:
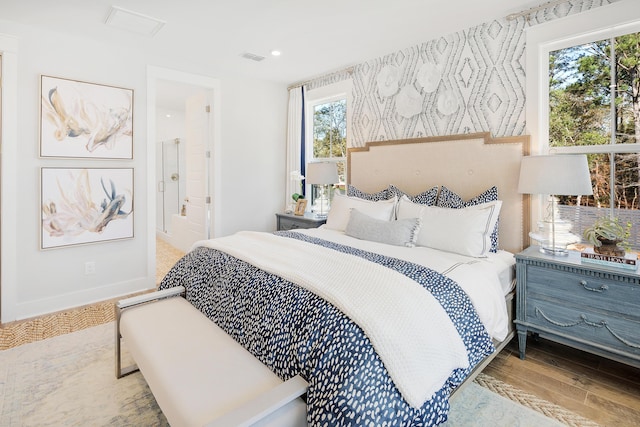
[158,231,494,426]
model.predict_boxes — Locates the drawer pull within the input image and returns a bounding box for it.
[579,280,608,293]
[535,308,640,349]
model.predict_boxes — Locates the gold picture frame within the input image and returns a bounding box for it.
[294,199,308,216]
[40,75,133,159]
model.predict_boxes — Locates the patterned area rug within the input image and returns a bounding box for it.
[0,322,597,426]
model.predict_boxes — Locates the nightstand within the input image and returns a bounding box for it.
[275,212,326,231]
[515,246,640,369]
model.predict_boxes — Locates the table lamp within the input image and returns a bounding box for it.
[306,161,339,218]
[518,154,593,255]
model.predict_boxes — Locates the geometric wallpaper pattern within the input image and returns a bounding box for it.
[308,0,617,147]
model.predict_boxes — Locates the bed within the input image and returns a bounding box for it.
[158,132,530,426]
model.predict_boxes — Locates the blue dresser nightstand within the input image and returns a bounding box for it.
[275,212,326,231]
[515,246,640,369]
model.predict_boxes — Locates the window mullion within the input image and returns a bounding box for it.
[609,36,616,217]
[551,144,640,155]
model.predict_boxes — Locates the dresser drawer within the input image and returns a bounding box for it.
[276,213,326,231]
[526,298,640,357]
[277,217,324,231]
[278,217,303,231]
[526,265,640,318]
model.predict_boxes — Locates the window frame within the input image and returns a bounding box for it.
[526,1,640,224]
[304,80,352,199]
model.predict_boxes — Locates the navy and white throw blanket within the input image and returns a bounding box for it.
[159,231,494,426]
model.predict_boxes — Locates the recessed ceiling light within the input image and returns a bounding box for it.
[165,114,172,118]
[271,50,281,56]
[105,6,166,37]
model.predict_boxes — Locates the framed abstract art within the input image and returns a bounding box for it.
[41,168,134,249]
[40,75,133,159]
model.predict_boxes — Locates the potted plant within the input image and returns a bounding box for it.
[583,216,631,257]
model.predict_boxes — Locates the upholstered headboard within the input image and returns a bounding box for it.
[347,133,530,254]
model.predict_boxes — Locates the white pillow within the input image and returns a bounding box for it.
[412,201,502,257]
[345,209,421,247]
[396,195,429,220]
[325,193,396,231]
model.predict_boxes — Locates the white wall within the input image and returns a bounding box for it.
[0,19,287,322]
[218,77,288,236]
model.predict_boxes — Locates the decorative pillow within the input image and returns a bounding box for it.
[416,201,502,257]
[347,185,392,201]
[325,193,396,231]
[345,209,421,247]
[436,186,500,252]
[389,184,439,206]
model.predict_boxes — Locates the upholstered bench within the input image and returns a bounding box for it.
[115,286,308,427]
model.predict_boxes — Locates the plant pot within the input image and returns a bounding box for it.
[594,238,625,257]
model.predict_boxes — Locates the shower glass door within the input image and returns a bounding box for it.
[158,138,183,234]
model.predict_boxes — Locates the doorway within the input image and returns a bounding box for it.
[147,67,221,283]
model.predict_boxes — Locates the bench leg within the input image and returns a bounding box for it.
[115,305,139,379]
[115,286,186,379]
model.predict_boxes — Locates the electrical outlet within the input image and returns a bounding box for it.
[85,261,96,275]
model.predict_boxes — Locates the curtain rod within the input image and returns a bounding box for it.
[506,0,570,21]
[287,66,355,91]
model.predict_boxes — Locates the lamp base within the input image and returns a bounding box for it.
[529,230,580,257]
[538,246,570,256]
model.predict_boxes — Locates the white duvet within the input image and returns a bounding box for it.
[193,227,512,409]
[300,227,512,342]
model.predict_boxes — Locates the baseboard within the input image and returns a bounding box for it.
[13,277,155,321]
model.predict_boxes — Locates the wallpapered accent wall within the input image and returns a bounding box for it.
[307,0,618,147]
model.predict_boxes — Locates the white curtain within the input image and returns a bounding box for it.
[285,86,304,210]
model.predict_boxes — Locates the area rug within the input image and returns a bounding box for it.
[0,322,587,426]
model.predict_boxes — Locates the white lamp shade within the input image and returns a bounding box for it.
[518,154,593,196]
[306,162,339,185]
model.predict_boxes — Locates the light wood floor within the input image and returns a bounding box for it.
[486,336,640,427]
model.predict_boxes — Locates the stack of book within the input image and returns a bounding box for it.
[580,248,638,270]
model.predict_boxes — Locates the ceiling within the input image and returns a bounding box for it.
[2,0,540,87]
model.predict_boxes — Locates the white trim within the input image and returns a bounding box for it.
[526,0,640,153]
[305,79,352,157]
[146,66,221,285]
[551,143,640,155]
[14,277,150,321]
[0,33,19,323]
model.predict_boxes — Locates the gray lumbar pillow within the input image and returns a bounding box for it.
[345,209,421,247]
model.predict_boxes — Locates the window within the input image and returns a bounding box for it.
[526,2,640,251]
[311,97,346,178]
[305,82,350,210]
[548,31,640,250]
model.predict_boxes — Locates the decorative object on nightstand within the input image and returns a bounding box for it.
[583,216,631,256]
[306,161,338,218]
[517,154,593,256]
[293,198,308,216]
[276,212,326,231]
[580,216,637,269]
[515,246,640,369]
[289,170,306,213]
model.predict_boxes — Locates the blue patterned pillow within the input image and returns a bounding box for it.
[389,184,439,206]
[347,185,392,201]
[436,186,500,252]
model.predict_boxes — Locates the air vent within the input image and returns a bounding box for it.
[105,6,166,37]
[240,52,266,62]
